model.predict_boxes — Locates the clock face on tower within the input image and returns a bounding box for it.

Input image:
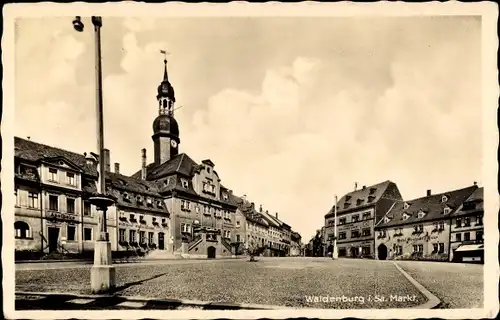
[170,140,178,148]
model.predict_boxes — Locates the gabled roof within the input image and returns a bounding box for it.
[326,180,400,217]
[14,137,98,177]
[376,185,478,228]
[451,187,484,217]
[106,172,161,196]
[131,153,199,180]
[234,196,269,227]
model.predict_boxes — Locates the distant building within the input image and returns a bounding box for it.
[290,231,302,256]
[324,181,403,259]
[374,185,479,262]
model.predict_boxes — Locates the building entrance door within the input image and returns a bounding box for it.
[48,227,60,253]
[158,232,165,250]
[207,246,216,259]
[378,244,388,260]
[350,247,358,258]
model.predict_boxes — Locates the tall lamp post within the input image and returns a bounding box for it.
[72,16,116,293]
[332,195,339,260]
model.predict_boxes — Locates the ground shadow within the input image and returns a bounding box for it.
[109,272,168,295]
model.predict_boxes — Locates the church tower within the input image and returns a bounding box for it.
[152,58,180,165]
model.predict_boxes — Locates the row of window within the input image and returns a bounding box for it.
[180,200,233,220]
[328,212,372,226]
[118,229,156,244]
[329,228,372,241]
[15,221,94,241]
[16,191,93,215]
[122,214,168,227]
[455,215,483,228]
[455,230,483,242]
[48,168,77,186]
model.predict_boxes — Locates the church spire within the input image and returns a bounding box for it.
[156,50,175,116]
[162,58,169,82]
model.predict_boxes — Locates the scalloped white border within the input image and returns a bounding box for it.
[2,2,499,319]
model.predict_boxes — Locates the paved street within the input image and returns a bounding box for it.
[396,260,483,309]
[15,257,483,309]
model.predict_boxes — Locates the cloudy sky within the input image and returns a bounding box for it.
[14,16,482,240]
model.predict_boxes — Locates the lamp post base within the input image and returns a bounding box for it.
[91,239,116,293]
[91,265,116,294]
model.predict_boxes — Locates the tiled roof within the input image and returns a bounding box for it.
[105,172,169,214]
[131,153,199,180]
[376,185,478,228]
[326,180,399,216]
[234,197,269,227]
[451,187,483,217]
[14,137,98,177]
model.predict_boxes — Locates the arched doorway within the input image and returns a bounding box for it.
[378,244,388,260]
[207,246,216,259]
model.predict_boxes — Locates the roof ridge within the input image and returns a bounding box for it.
[15,136,87,159]
[403,185,477,202]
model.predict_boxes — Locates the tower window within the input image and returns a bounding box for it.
[181,179,189,188]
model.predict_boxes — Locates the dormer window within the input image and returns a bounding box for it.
[403,202,410,210]
[367,196,375,203]
[345,195,351,201]
[402,212,410,220]
[181,179,189,188]
[136,196,144,204]
[417,210,426,218]
[443,206,452,215]
[442,195,448,203]
[369,188,376,195]
[123,192,131,202]
[156,200,163,208]
[222,193,229,201]
[384,216,391,223]
[356,199,364,206]
[146,198,153,206]
[207,167,211,174]
[343,202,350,209]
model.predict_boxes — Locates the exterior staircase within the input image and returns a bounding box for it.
[144,249,178,260]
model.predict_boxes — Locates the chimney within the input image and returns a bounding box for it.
[275,212,278,219]
[259,205,263,212]
[103,149,111,172]
[473,181,477,186]
[265,210,269,215]
[362,185,366,190]
[354,182,358,191]
[114,163,120,174]
[426,189,432,197]
[141,148,147,180]
[251,202,255,210]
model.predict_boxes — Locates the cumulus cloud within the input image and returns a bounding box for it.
[14,17,481,240]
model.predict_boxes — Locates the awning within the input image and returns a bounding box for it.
[455,244,484,252]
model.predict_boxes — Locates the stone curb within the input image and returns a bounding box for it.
[392,262,441,309]
[16,256,248,264]
[15,291,291,310]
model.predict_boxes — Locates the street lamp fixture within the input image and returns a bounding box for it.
[72,15,116,293]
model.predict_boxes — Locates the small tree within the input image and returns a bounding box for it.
[246,240,266,262]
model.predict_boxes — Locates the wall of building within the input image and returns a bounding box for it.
[375,219,450,261]
[449,213,484,261]
[326,207,375,258]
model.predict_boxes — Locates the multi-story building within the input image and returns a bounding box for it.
[324,181,403,259]
[127,59,238,258]
[449,187,484,263]
[13,137,173,259]
[374,184,478,261]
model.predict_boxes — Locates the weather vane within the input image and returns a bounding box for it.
[160,49,170,62]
